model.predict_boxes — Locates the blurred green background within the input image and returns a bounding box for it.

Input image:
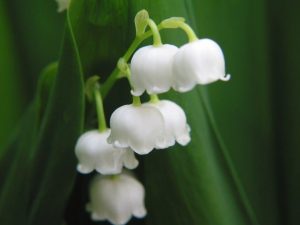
[0,0,299,225]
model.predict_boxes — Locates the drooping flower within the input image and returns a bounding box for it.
[86,172,147,225]
[173,38,230,92]
[75,130,138,175]
[147,99,191,146]
[107,104,171,155]
[130,44,178,96]
[55,0,70,12]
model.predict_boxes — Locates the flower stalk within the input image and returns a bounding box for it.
[161,17,198,42]
[147,19,162,46]
[150,94,160,103]
[94,87,107,132]
[132,96,142,106]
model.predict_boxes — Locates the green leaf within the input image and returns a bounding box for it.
[0,56,58,225]
[27,17,84,225]
[0,103,37,225]
[35,62,58,127]
[68,0,130,77]
[1,1,273,225]
[269,1,300,224]
[190,1,280,225]
[5,0,65,86]
[0,1,24,148]
[0,62,61,225]
[145,90,255,225]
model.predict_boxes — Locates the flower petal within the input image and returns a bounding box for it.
[87,172,146,225]
[131,44,178,96]
[108,104,171,155]
[173,38,228,92]
[75,130,138,174]
[147,100,191,146]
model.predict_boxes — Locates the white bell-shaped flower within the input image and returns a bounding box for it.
[55,0,70,12]
[86,172,147,225]
[75,129,138,175]
[107,104,170,155]
[147,100,191,146]
[130,44,178,96]
[173,38,230,92]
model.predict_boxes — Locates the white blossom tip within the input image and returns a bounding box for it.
[95,166,122,176]
[133,207,147,218]
[124,158,139,170]
[130,89,144,97]
[147,86,170,95]
[177,134,191,146]
[173,84,195,93]
[155,137,175,150]
[55,0,70,13]
[76,164,93,174]
[220,74,231,81]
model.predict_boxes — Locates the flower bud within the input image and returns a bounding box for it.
[173,38,230,92]
[55,0,70,12]
[86,172,147,225]
[108,104,171,154]
[75,130,138,175]
[147,100,191,146]
[131,44,178,96]
[134,9,149,37]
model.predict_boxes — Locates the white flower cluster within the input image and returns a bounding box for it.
[75,129,145,225]
[73,11,229,225]
[131,38,230,95]
[75,98,190,224]
[107,99,190,155]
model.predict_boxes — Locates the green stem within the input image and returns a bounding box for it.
[147,19,162,46]
[110,174,119,180]
[150,94,160,103]
[161,18,198,42]
[101,37,143,98]
[123,37,143,61]
[132,96,141,106]
[94,88,107,132]
[101,68,119,99]
[101,24,164,99]
[177,22,198,42]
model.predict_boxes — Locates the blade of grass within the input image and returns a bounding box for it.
[190,1,280,225]
[269,0,300,224]
[0,1,25,149]
[27,12,84,225]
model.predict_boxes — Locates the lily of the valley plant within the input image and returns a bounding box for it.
[66,8,230,225]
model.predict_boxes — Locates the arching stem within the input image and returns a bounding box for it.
[94,87,107,132]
